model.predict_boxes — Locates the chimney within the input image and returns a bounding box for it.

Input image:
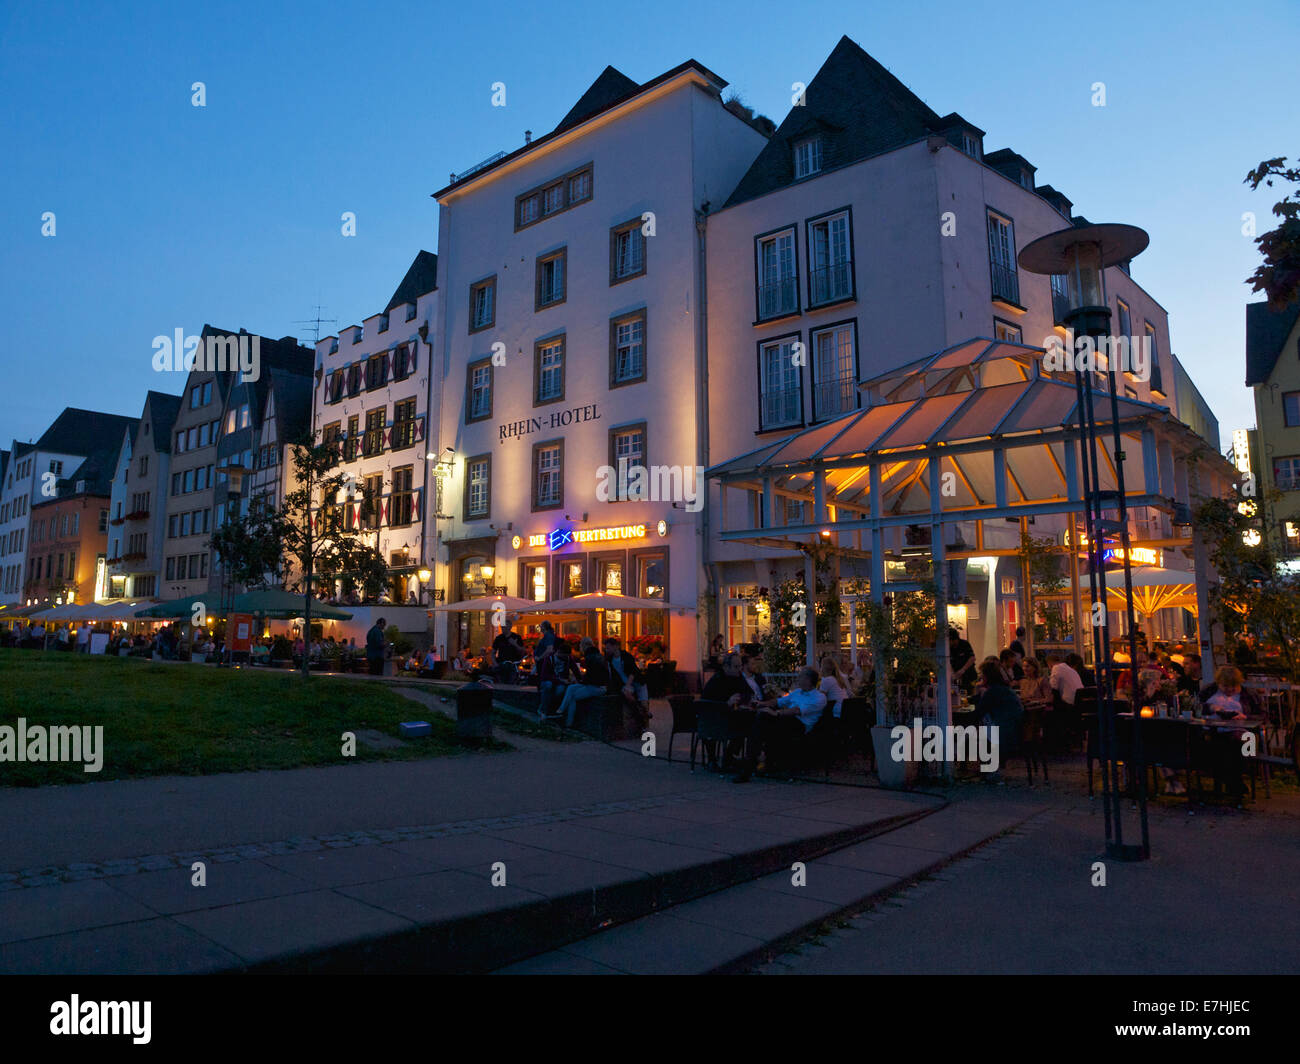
[524,130,532,145]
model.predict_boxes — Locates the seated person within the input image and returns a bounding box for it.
[1018,658,1051,704]
[735,667,827,781]
[558,638,610,728]
[604,637,650,729]
[818,656,850,721]
[1198,665,1260,718]
[974,659,1025,774]
[417,647,440,678]
[536,642,575,719]
[701,651,749,706]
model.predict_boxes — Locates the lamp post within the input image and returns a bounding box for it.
[1020,222,1150,861]
[217,464,245,668]
[417,566,432,604]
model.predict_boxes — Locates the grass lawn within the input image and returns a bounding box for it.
[0,649,511,787]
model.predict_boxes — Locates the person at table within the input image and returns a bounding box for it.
[1050,654,1084,705]
[702,651,749,706]
[492,622,525,684]
[533,620,559,665]
[735,668,828,781]
[1199,665,1261,718]
[604,637,650,729]
[559,637,611,728]
[1177,653,1202,695]
[740,652,769,705]
[948,627,977,695]
[536,641,575,720]
[819,655,850,721]
[1019,658,1050,704]
[999,647,1023,683]
[974,660,1024,780]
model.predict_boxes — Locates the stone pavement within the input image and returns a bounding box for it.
[0,702,945,973]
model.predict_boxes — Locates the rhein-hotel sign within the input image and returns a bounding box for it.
[498,403,600,444]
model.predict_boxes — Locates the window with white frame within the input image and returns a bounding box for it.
[610,425,645,501]
[986,210,1019,304]
[760,338,802,430]
[794,136,823,179]
[466,456,490,519]
[536,249,566,309]
[811,323,856,419]
[470,277,496,332]
[1275,455,1300,492]
[611,220,646,282]
[611,312,645,386]
[536,338,564,404]
[468,361,492,422]
[808,211,852,305]
[757,228,797,318]
[534,443,562,509]
[993,320,1022,344]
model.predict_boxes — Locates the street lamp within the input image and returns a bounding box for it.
[1020,222,1150,861]
[417,566,432,604]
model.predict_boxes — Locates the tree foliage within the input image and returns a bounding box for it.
[1245,155,1300,308]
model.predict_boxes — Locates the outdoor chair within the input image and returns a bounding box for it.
[839,696,874,769]
[1015,706,1049,785]
[690,699,750,772]
[665,694,698,762]
[1139,717,1195,799]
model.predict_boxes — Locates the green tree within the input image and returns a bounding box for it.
[1193,492,1300,681]
[1017,531,1068,646]
[1245,156,1300,308]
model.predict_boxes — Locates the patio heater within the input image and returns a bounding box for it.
[1019,223,1150,861]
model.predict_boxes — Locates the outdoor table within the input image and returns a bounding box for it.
[1119,713,1267,800]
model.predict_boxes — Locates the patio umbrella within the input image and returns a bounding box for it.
[1102,567,1199,620]
[518,592,682,612]
[134,594,224,619]
[427,595,537,613]
[228,589,353,620]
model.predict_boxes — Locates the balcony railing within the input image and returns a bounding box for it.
[758,277,798,319]
[813,376,857,419]
[1051,285,1071,325]
[809,262,853,306]
[990,261,1021,305]
[450,150,507,184]
[761,386,802,430]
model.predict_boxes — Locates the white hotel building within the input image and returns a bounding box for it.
[422,36,1219,668]
[430,60,768,658]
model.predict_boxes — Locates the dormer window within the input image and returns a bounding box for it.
[1018,170,1033,190]
[961,133,981,160]
[794,136,823,180]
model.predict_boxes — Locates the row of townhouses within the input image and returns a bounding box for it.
[3,36,1233,664]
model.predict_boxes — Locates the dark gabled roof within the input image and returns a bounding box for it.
[36,408,138,461]
[1036,184,1074,218]
[555,66,641,135]
[1246,299,1300,386]
[143,390,183,453]
[386,251,438,311]
[266,368,314,443]
[0,450,9,483]
[199,326,315,394]
[724,35,940,208]
[929,111,985,137]
[55,423,136,499]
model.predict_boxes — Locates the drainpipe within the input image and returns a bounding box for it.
[419,320,434,644]
[695,204,718,647]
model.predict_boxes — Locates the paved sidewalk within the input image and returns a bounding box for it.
[0,706,942,973]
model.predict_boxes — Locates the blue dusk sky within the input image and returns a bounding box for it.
[1,0,1295,447]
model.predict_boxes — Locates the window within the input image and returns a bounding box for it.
[392,399,418,450]
[469,277,496,332]
[610,219,646,283]
[986,210,1020,305]
[353,326,363,344]
[168,514,177,538]
[536,249,566,310]
[1274,456,1300,491]
[1050,273,1070,325]
[811,322,857,420]
[1283,521,1300,555]
[807,210,852,306]
[467,359,493,422]
[568,170,592,204]
[50,460,63,476]
[760,337,803,430]
[183,469,194,493]
[993,320,1022,343]
[523,560,547,602]
[365,353,388,391]
[346,363,362,397]
[515,165,593,230]
[533,440,563,510]
[405,304,417,322]
[784,497,807,526]
[345,415,360,461]
[378,312,389,334]
[465,455,490,519]
[361,474,384,529]
[960,133,981,160]
[176,430,187,453]
[794,136,823,179]
[363,409,386,457]
[1145,321,1165,395]
[610,311,646,387]
[139,455,149,476]
[391,466,414,527]
[535,337,565,404]
[1116,298,1132,339]
[191,385,202,409]
[98,509,107,533]
[1284,393,1300,429]
[166,557,175,581]
[757,228,798,319]
[394,342,415,381]
[609,424,646,501]
[202,381,212,406]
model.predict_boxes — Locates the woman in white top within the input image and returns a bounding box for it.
[819,656,850,720]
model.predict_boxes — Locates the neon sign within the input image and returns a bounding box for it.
[525,524,648,550]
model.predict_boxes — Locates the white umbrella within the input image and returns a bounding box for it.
[517,592,682,612]
[427,595,538,613]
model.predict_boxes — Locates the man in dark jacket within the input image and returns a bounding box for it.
[366,617,387,676]
[491,622,525,684]
[536,641,574,720]
[603,637,649,728]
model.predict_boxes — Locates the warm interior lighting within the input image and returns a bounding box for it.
[1139,706,1155,718]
